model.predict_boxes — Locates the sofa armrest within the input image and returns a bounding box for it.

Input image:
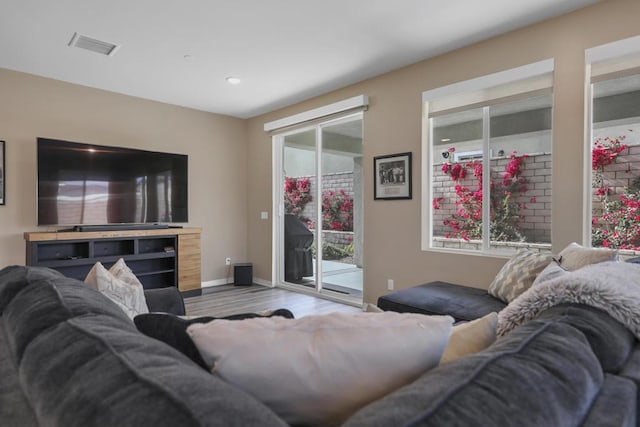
[144,287,186,316]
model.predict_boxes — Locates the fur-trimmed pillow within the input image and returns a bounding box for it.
[488,249,552,303]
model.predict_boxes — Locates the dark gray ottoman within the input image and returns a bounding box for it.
[377,281,506,322]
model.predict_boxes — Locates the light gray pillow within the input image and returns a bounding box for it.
[557,242,618,271]
[488,249,552,303]
[532,260,568,286]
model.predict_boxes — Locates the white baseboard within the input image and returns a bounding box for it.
[201,278,231,288]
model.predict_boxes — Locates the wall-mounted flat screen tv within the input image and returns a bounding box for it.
[37,138,188,226]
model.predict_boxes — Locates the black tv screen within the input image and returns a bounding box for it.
[37,138,188,226]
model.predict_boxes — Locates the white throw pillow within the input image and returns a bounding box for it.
[85,261,148,319]
[187,311,453,426]
[557,242,618,271]
[488,249,553,303]
[440,312,498,364]
[109,258,149,315]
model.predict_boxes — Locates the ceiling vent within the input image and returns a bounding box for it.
[68,32,119,56]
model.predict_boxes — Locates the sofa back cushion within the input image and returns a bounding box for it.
[580,374,636,427]
[0,330,38,427]
[0,266,287,427]
[538,304,636,373]
[0,265,66,312]
[3,270,133,363]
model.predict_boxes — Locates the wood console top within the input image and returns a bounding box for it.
[24,227,202,242]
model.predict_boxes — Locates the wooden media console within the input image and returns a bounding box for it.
[24,228,202,293]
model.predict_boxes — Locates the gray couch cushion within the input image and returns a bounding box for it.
[581,374,636,427]
[0,331,37,427]
[3,272,134,363]
[20,315,287,427]
[345,319,604,427]
[621,344,640,384]
[539,304,636,373]
[0,265,66,312]
[0,266,287,427]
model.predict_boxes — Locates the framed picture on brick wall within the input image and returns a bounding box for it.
[374,152,412,200]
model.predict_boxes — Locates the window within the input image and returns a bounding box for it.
[423,60,554,253]
[587,37,640,254]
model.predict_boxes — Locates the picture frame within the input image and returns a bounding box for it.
[374,152,412,200]
[0,141,4,205]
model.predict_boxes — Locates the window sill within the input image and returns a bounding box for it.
[426,237,552,257]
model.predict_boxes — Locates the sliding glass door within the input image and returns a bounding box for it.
[276,113,363,302]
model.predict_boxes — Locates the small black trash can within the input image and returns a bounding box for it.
[284,214,314,282]
[234,263,253,286]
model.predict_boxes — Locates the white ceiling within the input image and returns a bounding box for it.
[0,0,600,119]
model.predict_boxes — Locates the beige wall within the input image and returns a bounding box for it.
[0,69,248,283]
[2,0,637,300]
[247,0,640,304]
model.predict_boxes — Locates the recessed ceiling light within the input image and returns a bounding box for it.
[226,76,241,85]
[441,138,451,142]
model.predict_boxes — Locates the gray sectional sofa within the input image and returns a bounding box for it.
[2,265,639,426]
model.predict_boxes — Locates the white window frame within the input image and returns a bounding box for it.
[584,36,640,247]
[267,97,366,305]
[421,59,554,255]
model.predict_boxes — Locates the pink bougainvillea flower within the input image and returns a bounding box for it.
[432,197,443,210]
[450,163,466,181]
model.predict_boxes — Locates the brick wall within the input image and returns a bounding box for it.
[592,143,640,219]
[432,152,552,244]
[297,172,354,225]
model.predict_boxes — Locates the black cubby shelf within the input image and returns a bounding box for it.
[25,233,178,290]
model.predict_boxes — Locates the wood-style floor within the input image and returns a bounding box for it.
[185,284,361,318]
